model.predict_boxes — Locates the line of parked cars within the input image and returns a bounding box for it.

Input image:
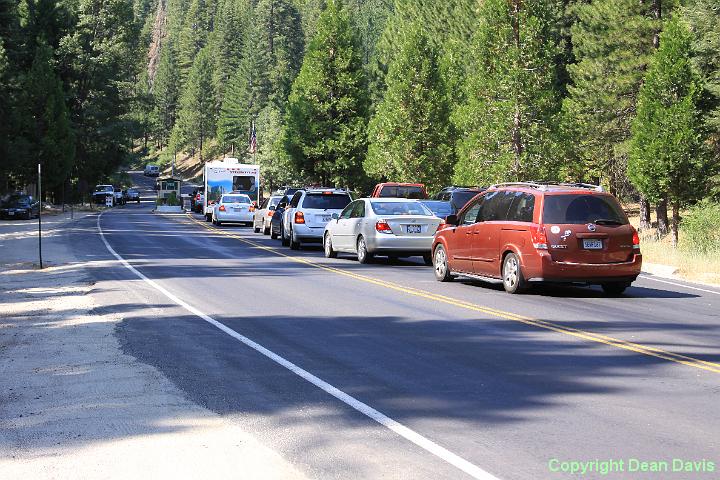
[204,181,642,295]
[93,184,140,206]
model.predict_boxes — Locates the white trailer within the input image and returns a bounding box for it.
[203,158,260,221]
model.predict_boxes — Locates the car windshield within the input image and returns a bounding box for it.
[128,189,138,194]
[371,201,432,216]
[95,186,113,192]
[543,194,628,225]
[378,186,425,199]
[222,195,250,204]
[420,201,454,217]
[302,193,351,209]
[269,196,282,207]
[5,195,31,206]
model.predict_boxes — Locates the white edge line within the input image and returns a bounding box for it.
[639,274,720,296]
[96,211,500,480]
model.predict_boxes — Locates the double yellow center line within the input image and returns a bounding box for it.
[187,214,720,375]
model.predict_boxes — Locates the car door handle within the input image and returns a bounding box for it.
[473,231,480,235]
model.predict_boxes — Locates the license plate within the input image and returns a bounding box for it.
[407,225,422,234]
[320,215,331,222]
[583,239,603,249]
[8,211,14,216]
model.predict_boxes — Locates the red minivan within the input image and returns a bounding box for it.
[370,183,428,199]
[432,183,642,295]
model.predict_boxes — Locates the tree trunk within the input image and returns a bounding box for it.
[656,199,669,236]
[671,200,679,248]
[652,0,662,49]
[639,196,651,230]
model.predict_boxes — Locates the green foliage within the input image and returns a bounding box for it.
[629,17,708,206]
[681,200,720,254]
[453,0,562,186]
[284,0,369,188]
[152,41,180,147]
[562,0,656,194]
[366,24,453,192]
[175,46,216,159]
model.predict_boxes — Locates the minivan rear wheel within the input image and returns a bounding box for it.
[433,245,453,282]
[502,252,527,294]
[601,282,629,296]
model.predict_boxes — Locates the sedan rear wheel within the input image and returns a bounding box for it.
[433,245,453,282]
[502,252,527,294]
[253,220,261,233]
[263,220,270,235]
[281,225,290,246]
[357,236,373,264]
[290,228,301,250]
[324,233,337,258]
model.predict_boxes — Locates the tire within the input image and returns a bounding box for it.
[422,253,433,266]
[25,210,32,220]
[205,214,212,222]
[356,236,374,264]
[271,225,279,239]
[263,220,270,235]
[289,228,301,250]
[433,245,453,282]
[324,233,337,258]
[253,222,261,233]
[502,252,527,294]
[281,225,290,246]
[602,282,629,296]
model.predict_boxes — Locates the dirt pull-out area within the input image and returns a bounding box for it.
[0,215,308,479]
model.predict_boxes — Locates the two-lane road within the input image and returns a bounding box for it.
[69,197,720,479]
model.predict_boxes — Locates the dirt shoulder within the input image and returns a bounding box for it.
[0,215,307,479]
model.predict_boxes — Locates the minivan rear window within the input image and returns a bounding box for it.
[378,186,425,199]
[543,194,628,225]
[302,193,351,209]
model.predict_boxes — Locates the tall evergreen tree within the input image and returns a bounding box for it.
[453,0,562,185]
[366,24,453,191]
[284,0,369,188]
[562,0,656,194]
[629,17,709,246]
[152,41,180,147]
[175,46,216,160]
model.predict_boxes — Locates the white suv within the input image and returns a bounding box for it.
[282,189,352,250]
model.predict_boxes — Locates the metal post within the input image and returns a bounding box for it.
[38,163,43,269]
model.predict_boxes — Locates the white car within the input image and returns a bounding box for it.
[253,195,283,235]
[323,198,441,264]
[282,189,353,250]
[212,193,253,226]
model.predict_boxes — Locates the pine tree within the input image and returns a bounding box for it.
[284,0,369,188]
[628,17,709,247]
[366,24,453,192]
[562,0,656,194]
[212,0,251,103]
[452,0,562,186]
[24,39,75,194]
[684,0,720,166]
[152,41,180,147]
[175,46,216,160]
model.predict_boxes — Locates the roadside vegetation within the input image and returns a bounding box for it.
[1,0,718,256]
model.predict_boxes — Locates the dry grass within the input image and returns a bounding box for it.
[624,203,720,285]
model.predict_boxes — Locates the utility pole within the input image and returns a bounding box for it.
[38,163,43,269]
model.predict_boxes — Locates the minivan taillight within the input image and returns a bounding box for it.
[632,227,640,250]
[295,211,305,224]
[376,220,392,233]
[219,205,226,212]
[531,226,548,250]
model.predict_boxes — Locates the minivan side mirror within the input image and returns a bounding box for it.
[331,213,339,220]
[445,214,459,226]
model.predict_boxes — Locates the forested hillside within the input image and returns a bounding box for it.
[1,0,719,242]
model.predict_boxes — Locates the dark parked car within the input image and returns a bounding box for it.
[434,186,485,212]
[125,188,141,203]
[269,195,290,240]
[0,194,40,220]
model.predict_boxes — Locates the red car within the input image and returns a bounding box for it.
[370,182,428,199]
[431,182,642,295]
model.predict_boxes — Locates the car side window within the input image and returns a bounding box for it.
[479,191,515,222]
[350,201,365,218]
[290,192,302,208]
[340,202,354,219]
[506,193,536,223]
[461,200,483,226]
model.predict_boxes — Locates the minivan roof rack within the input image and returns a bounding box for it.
[489,181,604,192]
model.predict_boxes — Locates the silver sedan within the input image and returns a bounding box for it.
[212,194,253,226]
[253,195,283,234]
[323,198,441,264]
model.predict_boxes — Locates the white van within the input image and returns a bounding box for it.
[144,165,160,177]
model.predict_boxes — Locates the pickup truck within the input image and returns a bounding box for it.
[93,185,115,206]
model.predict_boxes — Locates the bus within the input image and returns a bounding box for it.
[203,158,260,221]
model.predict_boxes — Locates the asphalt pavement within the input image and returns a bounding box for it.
[63,173,720,480]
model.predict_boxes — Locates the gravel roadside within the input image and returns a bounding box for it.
[0,213,308,479]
